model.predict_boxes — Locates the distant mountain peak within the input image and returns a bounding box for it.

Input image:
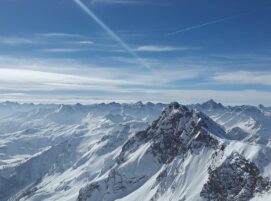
[135,101,143,106]
[201,99,225,110]
[206,99,216,104]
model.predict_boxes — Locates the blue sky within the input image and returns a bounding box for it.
[0,0,271,105]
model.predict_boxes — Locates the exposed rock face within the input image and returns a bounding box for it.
[201,152,271,201]
[77,169,146,201]
[118,102,224,164]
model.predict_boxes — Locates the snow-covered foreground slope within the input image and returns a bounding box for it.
[0,101,271,201]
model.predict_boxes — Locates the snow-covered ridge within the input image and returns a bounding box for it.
[190,100,271,147]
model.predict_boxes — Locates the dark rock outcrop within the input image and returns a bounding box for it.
[201,152,271,201]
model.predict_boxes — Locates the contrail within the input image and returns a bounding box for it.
[167,16,233,36]
[166,9,264,36]
[73,0,150,69]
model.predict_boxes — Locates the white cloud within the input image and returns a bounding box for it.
[78,41,94,44]
[110,56,160,66]
[0,37,35,45]
[213,71,271,86]
[133,68,202,83]
[0,68,138,92]
[1,88,271,106]
[0,56,270,106]
[0,33,93,47]
[39,33,85,39]
[0,56,202,93]
[41,48,88,53]
[134,45,194,52]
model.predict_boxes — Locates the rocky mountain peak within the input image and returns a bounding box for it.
[167,101,181,110]
[118,103,224,164]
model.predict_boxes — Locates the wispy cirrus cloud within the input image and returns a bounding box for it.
[0,55,202,93]
[0,68,135,92]
[0,33,94,46]
[41,48,89,53]
[39,33,85,38]
[0,33,96,55]
[0,55,271,105]
[38,33,95,45]
[134,45,198,52]
[78,41,94,44]
[213,71,271,86]
[0,36,35,45]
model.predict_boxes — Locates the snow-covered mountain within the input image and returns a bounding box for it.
[191,100,271,147]
[0,101,271,201]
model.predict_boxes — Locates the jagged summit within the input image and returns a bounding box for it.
[163,101,182,113]
[162,102,226,138]
[118,102,225,164]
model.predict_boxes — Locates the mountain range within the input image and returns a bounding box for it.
[0,100,271,201]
